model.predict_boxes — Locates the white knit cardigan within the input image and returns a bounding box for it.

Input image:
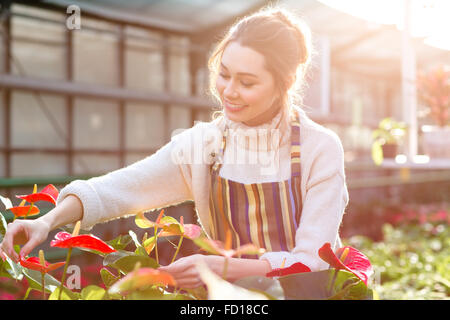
[56,105,349,271]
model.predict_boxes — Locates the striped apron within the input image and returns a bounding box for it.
[208,114,303,254]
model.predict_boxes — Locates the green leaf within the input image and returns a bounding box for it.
[106,234,132,251]
[81,285,106,300]
[184,286,208,300]
[48,287,80,300]
[0,211,8,243]
[234,276,284,300]
[142,236,157,255]
[330,270,370,300]
[126,287,164,300]
[22,268,61,294]
[128,230,147,256]
[100,267,119,288]
[104,251,158,274]
[371,140,384,166]
[1,255,24,280]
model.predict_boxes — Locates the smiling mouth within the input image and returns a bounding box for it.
[224,100,247,112]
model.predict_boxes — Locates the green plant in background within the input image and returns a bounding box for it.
[344,211,449,300]
[371,117,407,165]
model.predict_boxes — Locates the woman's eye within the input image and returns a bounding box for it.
[219,73,230,79]
[241,82,254,87]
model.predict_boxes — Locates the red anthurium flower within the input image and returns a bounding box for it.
[108,267,176,295]
[318,242,373,286]
[16,184,59,205]
[10,205,40,217]
[266,261,311,277]
[19,256,65,274]
[50,231,116,254]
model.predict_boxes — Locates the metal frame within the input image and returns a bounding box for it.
[0,2,217,190]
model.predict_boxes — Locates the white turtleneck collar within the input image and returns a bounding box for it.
[221,107,291,152]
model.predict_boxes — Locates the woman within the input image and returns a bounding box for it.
[0,7,349,289]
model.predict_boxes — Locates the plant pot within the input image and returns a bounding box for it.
[382,144,397,158]
[422,126,450,158]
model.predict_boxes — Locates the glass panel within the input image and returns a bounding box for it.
[11,91,67,148]
[125,27,164,91]
[12,4,65,22]
[73,98,119,150]
[0,153,4,177]
[11,14,66,80]
[125,102,165,150]
[73,17,119,86]
[169,105,191,137]
[125,152,151,167]
[168,35,190,95]
[195,66,208,97]
[194,110,213,122]
[11,153,67,177]
[0,90,4,147]
[73,154,120,175]
[0,24,4,74]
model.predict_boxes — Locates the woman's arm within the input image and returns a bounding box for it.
[0,195,83,262]
[56,127,196,231]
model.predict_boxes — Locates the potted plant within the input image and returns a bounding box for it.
[371,117,407,165]
[417,66,450,158]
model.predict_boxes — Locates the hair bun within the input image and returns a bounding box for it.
[271,9,311,65]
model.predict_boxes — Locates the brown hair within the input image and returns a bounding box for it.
[207,5,313,118]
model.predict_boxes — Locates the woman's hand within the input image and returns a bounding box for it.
[0,219,51,263]
[159,254,225,289]
[159,254,272,289]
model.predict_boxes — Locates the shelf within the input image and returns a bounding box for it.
[381,158,450,169]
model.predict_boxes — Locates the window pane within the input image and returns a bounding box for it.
[0,153,4,177]
[195,66,208,97]
[125,27,164,91]
[194,110,213,122]
[168,35,190,95]
[11,91,67,148]
[11,11,66,80]
[73,18,119,86]
[125,102,165,150]
[11,153,67,177]
[73,154,120,175]
[73,98,119,150]
[169,105,191,136]
[0,25,4,74]
[125,152,151,167]
[0,90,4,147]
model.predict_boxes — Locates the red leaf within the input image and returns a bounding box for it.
[50,232,116,254]
[16,184,59,205]
[266,261,311,277]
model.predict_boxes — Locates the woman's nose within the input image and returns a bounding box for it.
[223,81,238,99]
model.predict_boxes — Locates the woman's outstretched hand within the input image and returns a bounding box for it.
[0,218,51,263]
[158,254,272,289]
[0,195,84,263]
[159,254,225,289]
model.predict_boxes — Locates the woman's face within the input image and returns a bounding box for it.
[216,41,279,126]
